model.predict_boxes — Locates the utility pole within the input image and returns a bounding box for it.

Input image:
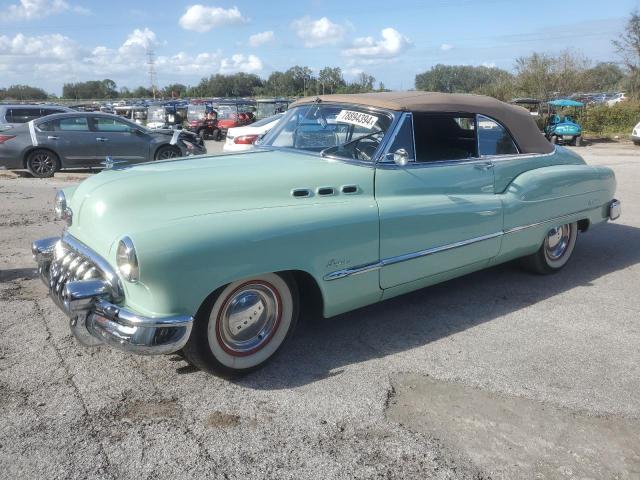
[146,48,158,100]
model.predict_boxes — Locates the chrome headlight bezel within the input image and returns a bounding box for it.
[54,190,72,225]
[116,236,139,283]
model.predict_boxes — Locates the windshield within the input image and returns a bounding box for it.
[148,107,165,121]
[187,105,206,121]
[217,104,237,120]
[251,113,283,128]
[256,102,288,119]
[259,104,393,161]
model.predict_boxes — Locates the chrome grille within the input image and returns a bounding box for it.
[48,241,105,311]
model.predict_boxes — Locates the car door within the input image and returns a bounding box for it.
[91,116,150,163]
[45,116,102,166]
[375,112,503,289]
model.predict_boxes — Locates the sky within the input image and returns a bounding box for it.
[0,0,638,95]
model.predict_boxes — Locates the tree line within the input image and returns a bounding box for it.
[0,66,380,101]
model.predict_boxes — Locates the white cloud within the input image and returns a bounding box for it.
[157,51,222,74]
[0,32,81,60]
[119,28,157,54]
[342,28,411,59]
[219,53,263,73]
[248,30,274,47]
[7,0,89,20]
[440,43,453,51]
[0,29,226,91]
[482,62,497,68]
[291,16,346,47]
[179,5,247,33]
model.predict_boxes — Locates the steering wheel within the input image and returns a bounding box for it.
[319,131,382,160]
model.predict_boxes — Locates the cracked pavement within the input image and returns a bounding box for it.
[1,142,639,479]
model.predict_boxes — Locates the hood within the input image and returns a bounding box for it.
[66,150,373,256]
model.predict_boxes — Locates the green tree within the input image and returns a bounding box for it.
[613,10,640,96]
[1,84,48,100]
[131,86,153,98]
[514,51,589,99]
[415,64,513,94]
[62,79,118,99]
[583,63,625,92]
[318,67,345,94]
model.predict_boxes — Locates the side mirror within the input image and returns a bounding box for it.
[392,148,409,166]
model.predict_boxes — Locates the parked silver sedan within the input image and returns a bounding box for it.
[0,112,206,177]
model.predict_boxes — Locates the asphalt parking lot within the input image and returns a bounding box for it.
[1,141,639,479]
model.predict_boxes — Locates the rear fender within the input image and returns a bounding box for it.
[497,165,616,261]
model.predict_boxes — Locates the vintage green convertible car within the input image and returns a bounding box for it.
[32,92,621,375]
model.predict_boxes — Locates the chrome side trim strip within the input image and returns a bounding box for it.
[324,231,502,281]
[502,206,595,234]
[324,205,599,281]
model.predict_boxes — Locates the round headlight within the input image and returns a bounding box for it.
[54,190,67,220]
[116,236,139,282]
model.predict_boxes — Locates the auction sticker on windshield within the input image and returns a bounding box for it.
[336,110,379,129]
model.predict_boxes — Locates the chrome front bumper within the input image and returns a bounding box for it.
[32,235,193,355]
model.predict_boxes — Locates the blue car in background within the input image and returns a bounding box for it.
[544,99,584,146]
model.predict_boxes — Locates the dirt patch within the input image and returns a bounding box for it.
[118,399,182,422]
[0,278,44,301]
[206,411,241,428]
[387,373,640,479]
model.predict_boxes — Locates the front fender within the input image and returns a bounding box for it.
[119,200,381,319]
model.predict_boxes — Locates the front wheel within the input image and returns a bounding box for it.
[550,135,558,145]
[575,136,583,147]
[26,149,60,178]
[183,273,299,376]
[154,145,181,160]
[521,222,577,274]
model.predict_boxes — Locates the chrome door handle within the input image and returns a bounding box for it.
[474,162,493,171]
[47,135,59,140]
[96,137,108,142]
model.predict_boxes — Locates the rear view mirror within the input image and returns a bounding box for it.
[392,148,409,166]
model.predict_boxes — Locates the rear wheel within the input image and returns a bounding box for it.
[521,222,577,274]
[198,129,206,141]
[183,273,299,376]
[154,145,181,160]
[575,136,583,146]
[26,149,59,178]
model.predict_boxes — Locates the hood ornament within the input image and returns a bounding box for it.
[101,156,128,170]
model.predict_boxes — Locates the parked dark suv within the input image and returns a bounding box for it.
[0,104,74,131]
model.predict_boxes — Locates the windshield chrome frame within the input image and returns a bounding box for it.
[259,102,402,166]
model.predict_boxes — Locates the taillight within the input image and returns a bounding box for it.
[0,135,15,144]
[234,134,258,145]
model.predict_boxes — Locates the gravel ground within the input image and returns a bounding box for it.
[0,141,638,479]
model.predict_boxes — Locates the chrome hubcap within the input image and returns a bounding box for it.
[217,282,280,356]
[545,224,571,260]
[31,153,54,174]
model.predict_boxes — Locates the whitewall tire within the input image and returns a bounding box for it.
[183,273,298,376]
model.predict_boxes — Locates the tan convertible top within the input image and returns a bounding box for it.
[291,91,554,154]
